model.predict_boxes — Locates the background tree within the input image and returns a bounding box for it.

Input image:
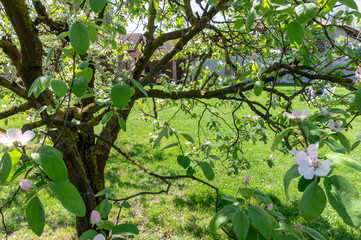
[0,0,360,238]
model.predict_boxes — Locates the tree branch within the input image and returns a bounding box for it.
[0,76,29,100]
[0,102,32,120]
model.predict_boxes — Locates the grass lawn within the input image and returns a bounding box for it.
[0,85,361,239]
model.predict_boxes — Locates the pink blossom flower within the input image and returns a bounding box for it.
[295,143,331,180]
[74,2,80,9]
[321,107,334,117]
[257,71,261,78]
[93,234,105,240]
[268,203,273,211]
[296,223,303,230]
[285,110,309,120]
[91,210,101,223]
[20,179,32,191]
[290,149,298,156]
[0,129,35,147]
[251,52,258,60]
[328,119,346,132]
[244,175,250,183]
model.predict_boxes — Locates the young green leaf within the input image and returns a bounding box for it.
[112,224,139,235]
[232,211,249,240]
[287,20,304,48]
[294,3,316,24]
[254,80,263,96]
[200,161,214,180]
[130,78,148,97]
[179,132,194,143]
[72,76,88,97]
[355,88,361,114]
[118,117,127,132]
[324,175,361,227]
[177,155,190,169]
[283,164,300,200]
[303,227,327,240]
[271,128,291,151]
[45,47,55,66]
[88,25,97,43]
[79,230,98,240]
[101,110,114,125]
[209,205,238,233]
[4,150,21,183]
[26,196,45,236]
[110,84,131,110]
[89,0,107,13]
[246,8,256,32]
[0,152,12,184]
[326,152,361,172]
[48,180,86,217]
[99,199,112,219]
[338,0,358,10]
[51,80,68,98]
[247,206,273,239]
[69,21,89,55]
[300,182,326,221]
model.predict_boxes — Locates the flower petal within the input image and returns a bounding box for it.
[357,134,361,140]
[285,112,295,119]
[314,159,331,177]
[328,119,335,130]
[295,151,309,166]
[6,129,22,141]
[290,149,298,156]
[298,165,315,179]
[19,130,35,146]
[299,110,309,120]
[0,134,13,146]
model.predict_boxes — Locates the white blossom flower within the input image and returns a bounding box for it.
[290,149,298,156]
[251,52,258,59]
[295,143,331,179]
[0,129,35,147]
[328,119,346,132]
[285,110,309,120]
[320,107,334,117]
[270,154,274,160]
[356,134,361,140]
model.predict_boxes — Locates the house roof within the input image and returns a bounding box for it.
[119,33,144,52]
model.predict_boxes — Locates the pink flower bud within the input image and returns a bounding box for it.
[268,203,273,210]
[257,71,261,78]
[74,2,80,9]
[251,52,258,60]
[20,179,32,191]
[296,223,303,230]
[91,210,101,223]
[318,103,322,108]
[93,234,105,240]
[245,175,250,183]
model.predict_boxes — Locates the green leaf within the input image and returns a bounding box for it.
[283,164,300,200]
[239,187,254,199]
[26,196,45,236]
[76,67,93,83]
[101,220,115,230]
[79,230,98,240]
[118,117,127,132]
[254,80,263,96]
[121,202,131,208]
[271,128,291,151]
[329,108,350,117]
[287,20,304,48]
[253,190,272,205]
[112,224,139,235]
[303,227,327,240]
[336,132,351,153]
[89,0,107,13]
[111,84,131,110]
[0,152,12,184]
[324,175,361,227]
[153,127,168,148]
[101,110,114,125]
[232,211,249,240]
[69,21,89,55]
[56,31,69,40]
[200,161,214,180]
[338,0,358,10]
[300,182,326,221]
[209,205,238,233]
[209,155,220,160]
[247,206,273,239]
[325,139,347,154]
[32,146,67,181]
[5,150,21,183]
[355,88,361,114]
[130,78,148,97]
[48,180,86,217]
[326,152,361,172]
[186,167,196,176]
[351,141,360,151]
[177,155,190,169]
[93,189,111,198]
[51,80,68,98]
[246,8,256,32]
[71,76,88,97]
[294,3,316,24]
[11,161,35,182]
[161,142,178,150]
[234,19,244,29]
[88,25,97,43]
[45,47,55,66]
[179,132,194,143]
[99,199,112,219]
[93,64,107,79]
[298,176,319,193]
[28,76,51,98]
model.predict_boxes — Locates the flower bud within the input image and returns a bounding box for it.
[257,71,261,78]
[251,52,258,60]
[74,2,80,9]
[268,203,273,211]
[91,210,101,223]
[93,234,105,240]
[296,223,303,230]
[244,175,250,183]
[20,179,32,191]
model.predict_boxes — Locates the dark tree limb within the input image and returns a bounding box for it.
[0,102,32,120]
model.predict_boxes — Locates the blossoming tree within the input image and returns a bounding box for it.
[0,0,361,239]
